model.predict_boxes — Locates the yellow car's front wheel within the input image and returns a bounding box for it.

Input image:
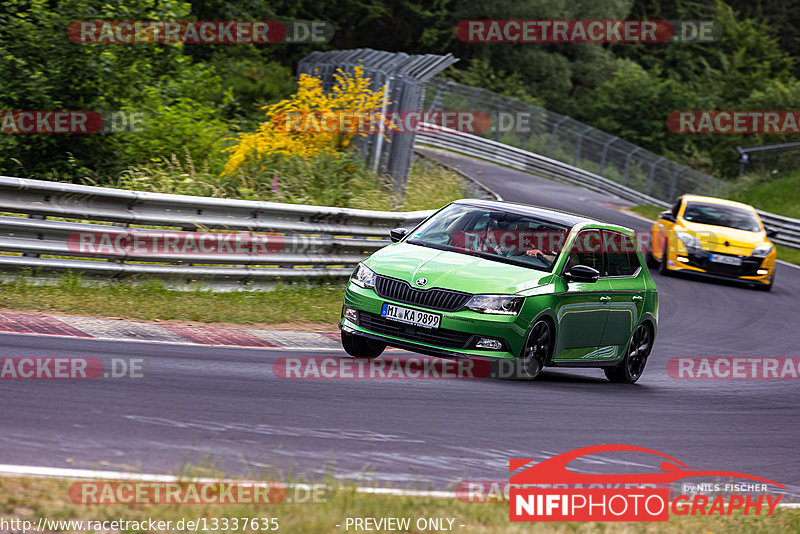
[657,239,672,276]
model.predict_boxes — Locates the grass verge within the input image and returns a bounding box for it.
[627,204,800,266]
[1,476,798,534]
[402,157,466,211]
[628,204,665,221]
[97,153,466,212]
[725,170,800,220]
[0,276,344,326]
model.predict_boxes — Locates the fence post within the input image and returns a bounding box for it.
[668,167,684,201]
[573,125,593,167]
[622,147,642,186]
[520,106,539,149]
[646,156,665,196]
[549,116,569,158]
[598,136,618,175]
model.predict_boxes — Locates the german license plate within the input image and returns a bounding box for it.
[381,303,441,329]
[709,254,742,266]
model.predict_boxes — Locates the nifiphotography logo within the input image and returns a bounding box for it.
[508,444,784,522]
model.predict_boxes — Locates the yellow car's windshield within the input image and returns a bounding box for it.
[682,202,761,232]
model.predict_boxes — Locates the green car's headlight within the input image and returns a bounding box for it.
[464,295,524,315]
[350,263,377,288]
[751,244,773,258]
[676,231,701,251]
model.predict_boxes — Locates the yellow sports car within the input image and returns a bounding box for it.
[648,195,778,291]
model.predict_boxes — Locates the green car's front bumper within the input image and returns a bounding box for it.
[340,282,532,360]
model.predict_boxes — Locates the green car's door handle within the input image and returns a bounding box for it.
[632,295,643,301]
[599,296,611,302]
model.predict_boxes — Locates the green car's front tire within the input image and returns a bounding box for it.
[646,250,660,269]
[341,331,386,359]
[516,319,553,380]
[605,324,651,384]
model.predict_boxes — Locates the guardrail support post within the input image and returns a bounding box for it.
[21,214,45,258]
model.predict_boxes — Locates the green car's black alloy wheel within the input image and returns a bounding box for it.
[606,324,652,384]
[341,331,386,359]
[519,319,552,379]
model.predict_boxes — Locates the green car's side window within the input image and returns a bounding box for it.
[603,231,640,277]
[564,229,603,273]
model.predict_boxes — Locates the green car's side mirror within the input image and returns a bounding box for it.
[390,227,408,242]
[564,264,600,283]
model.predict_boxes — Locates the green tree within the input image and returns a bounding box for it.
[0,0,223,178]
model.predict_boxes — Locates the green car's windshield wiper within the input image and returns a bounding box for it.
[406,239,447,251]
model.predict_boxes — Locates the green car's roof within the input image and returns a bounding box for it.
[451,199,634,234]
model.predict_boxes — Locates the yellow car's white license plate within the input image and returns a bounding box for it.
[381,303,441,329]
[709,254,742,266]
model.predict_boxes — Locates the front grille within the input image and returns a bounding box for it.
[375,275,471,312]
[358,312,473,349]
[687,252,762,277]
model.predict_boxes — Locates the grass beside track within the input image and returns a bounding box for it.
[0,276,345,326]
[725,170,800,220]
[1,476,798,534]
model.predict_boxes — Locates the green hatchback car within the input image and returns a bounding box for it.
[339,200,658,383]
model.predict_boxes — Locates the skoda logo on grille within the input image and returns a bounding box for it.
[725,240,730,247]
[415,277,427,287]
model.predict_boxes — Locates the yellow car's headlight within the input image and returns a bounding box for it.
[675,231,701,251]
[751,244,773,258]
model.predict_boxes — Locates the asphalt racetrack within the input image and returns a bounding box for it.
[1,149,799,497]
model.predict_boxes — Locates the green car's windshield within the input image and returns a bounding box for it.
[682,202,761,232]
[406,203,571,272]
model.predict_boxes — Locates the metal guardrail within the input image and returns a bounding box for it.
[757,212,800,249]
[425,79,725,203]
[413,126,800,250]
[415,126,671,208]
[0,176,432,286]
[0,126,796,289]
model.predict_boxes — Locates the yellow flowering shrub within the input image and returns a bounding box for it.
[223,67,389,175]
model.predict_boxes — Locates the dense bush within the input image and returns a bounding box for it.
[6,0,800,186]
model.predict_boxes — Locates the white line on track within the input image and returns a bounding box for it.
[777,259,800,270]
